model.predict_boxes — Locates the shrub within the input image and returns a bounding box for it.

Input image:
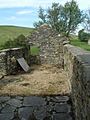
[2,34,28,49]
[78,29,90,42]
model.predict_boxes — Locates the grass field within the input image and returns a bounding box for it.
[0,25,90,52]
[70,37,90,51]
[0,25,34,49]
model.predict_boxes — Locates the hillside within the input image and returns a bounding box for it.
[0,25,34,49]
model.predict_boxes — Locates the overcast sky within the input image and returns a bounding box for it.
[0,0,90,27]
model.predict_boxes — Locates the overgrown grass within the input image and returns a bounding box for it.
[70,37,90,51]
[30,46,40,55]
[0,25,34,50]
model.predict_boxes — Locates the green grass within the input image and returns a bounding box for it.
[1,25,89,52]
[70,37,90,51]
[0,25,34,49]
[30,46,40,55]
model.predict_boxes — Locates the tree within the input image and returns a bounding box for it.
[47,3,62,32]
[83,9,90,32]
[78,29,90,42]
[61,0,83,36]
[38,7,47,23]
[34,0,83,37]
[33,21,44,28]
[33,7,47,28]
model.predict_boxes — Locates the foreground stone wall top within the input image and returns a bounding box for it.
[63,44,90,120]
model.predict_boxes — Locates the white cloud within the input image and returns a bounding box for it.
[17,10,32,15]
[0,0,89,9]
[8,16,16,20]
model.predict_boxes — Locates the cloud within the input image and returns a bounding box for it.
[8,16,16,20]
[0,0,89,9]
[0,0,70,8]
[17,10,33,15]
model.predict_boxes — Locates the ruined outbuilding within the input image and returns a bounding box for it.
[27,24,68,65]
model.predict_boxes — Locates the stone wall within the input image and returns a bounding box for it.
[0,52,6,77]
[27,24,67,65]
[0,46,30,76]
[63,44,90,120]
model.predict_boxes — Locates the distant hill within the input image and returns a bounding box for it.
[0,25,34,49]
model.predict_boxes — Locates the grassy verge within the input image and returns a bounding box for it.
[70,37,90,51]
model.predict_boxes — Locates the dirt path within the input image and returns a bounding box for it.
[0,64,70,96]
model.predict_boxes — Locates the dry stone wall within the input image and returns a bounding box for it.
[0,46,30,76]
[63,44,90,120]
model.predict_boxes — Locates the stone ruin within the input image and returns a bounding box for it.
[0,24,69,77]
[0,24,90,120]
[27,24,68,66]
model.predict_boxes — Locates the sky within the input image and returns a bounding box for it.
[0,0,90,28]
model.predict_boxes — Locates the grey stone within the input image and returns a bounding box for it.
[46,104,54,113]
[18,107,34,120]
[51,96,69,103]
[0,113,14,120]
[0,104,2,111]
[21,118,26,120]
[6,98,22,107]
[79,54,90,65]
[34,106,47,120]
[23,96,45,107]
[15,96,23,101]
[1,104,16,113]
[54,103,71,113]
[1,102,7,108]
[46,96,51,102]
[63,40,70,45]
[53,113,72,120]
[0,96,10,103]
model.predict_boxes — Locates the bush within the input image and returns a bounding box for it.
[78,29,90,42]
[2,34,28,49]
